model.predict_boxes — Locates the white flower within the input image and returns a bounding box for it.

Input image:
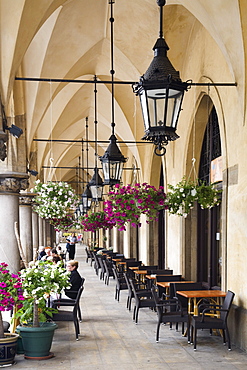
[191,188,197,197]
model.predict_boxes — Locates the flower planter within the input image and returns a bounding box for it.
[0,333,19,366]
[16,322,58,360]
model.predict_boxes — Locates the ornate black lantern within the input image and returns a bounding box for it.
[99,134,127,186]
[88,167,103,202]
[99,0,127,185]
[81,185,92,212]
[133,0,188,156]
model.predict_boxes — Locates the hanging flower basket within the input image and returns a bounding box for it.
[104,183,167,231]
[166,177,222,217]
[81,211,116,233]
[31,180,79,219]
[50,215,76,232]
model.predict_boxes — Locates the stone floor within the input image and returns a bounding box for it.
[13,245,247,369]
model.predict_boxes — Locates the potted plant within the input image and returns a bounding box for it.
[0,262,24,366]
[15,260,70,360]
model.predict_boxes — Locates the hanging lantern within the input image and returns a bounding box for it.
[133,0,188,156]
[99,134,127,186]
[88,167,104,202]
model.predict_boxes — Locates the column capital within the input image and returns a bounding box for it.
[19,192,35,206]
[0,174,29,193]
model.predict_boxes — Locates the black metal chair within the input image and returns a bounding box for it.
[52,284,84,340]
[98,256,106,281]
[151,286,189,342]
[190,290,235,350]
[93,252,101,276]
[112,265,128,301]
[88,249,95,266]
[124,272,150,310]
[85,247,91,263]
[130,278,155,324]
[103,259,115,285]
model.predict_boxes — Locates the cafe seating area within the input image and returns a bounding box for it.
[86,247,237,352]
[13,245,247,369]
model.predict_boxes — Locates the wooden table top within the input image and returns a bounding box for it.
[176,290,226,298]
[133,270,148,275]
[146,274,174,280]
[157,281,195,288]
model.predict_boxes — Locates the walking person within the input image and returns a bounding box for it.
[66,232,78,260]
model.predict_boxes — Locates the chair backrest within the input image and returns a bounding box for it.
[139,265,158,270]
[126,261,142,269]
[171,282,204,309]
[154,269,173,275]
[156,275,182,282]
[73,284,84,314]
[220,290,235,321]
[129,278,139,301]
[123,272,131,292]
[151,286,160,306]
[98,256,106,272]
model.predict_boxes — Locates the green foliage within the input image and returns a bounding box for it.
[166,177,222,217]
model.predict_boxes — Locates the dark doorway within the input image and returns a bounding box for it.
[197,105,222,288]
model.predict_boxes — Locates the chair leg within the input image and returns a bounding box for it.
[117,289,120,301]
[78,306,82,321]
[133,306,136,321]
[156,322,161,342]
[190,325,194,344]
[194,328,197,350]
[226,327,231,350]
[135,306,139,324]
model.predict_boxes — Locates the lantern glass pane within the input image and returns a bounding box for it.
[90,185,103,200]
[140,91,150,131]
[147,88,166,127]
[166,91,183,128]
[102,162,110,181]
[82,196,91,209]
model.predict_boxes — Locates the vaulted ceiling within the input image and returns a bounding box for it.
[0,0,242,191]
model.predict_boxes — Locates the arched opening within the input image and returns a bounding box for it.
[197,106,222,288]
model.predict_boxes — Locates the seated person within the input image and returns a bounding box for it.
[37,246,46,260]
[64,260,84,299]
[52,255,63,266]
[49,260,84,308]
[41,247,53,261]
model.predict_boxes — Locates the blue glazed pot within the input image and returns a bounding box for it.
[0,333,19,366]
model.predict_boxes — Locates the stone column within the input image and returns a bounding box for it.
[43,219,47,247]
[0,175,29,272]
[19,193,34,263]
[38,216,44,246]
[32,209,39,260]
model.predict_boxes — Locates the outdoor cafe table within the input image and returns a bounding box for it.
[156,280,195,296]
[133,270,148,282]
[176,290,227,316]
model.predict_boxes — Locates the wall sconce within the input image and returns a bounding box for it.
[27,169,38,176]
